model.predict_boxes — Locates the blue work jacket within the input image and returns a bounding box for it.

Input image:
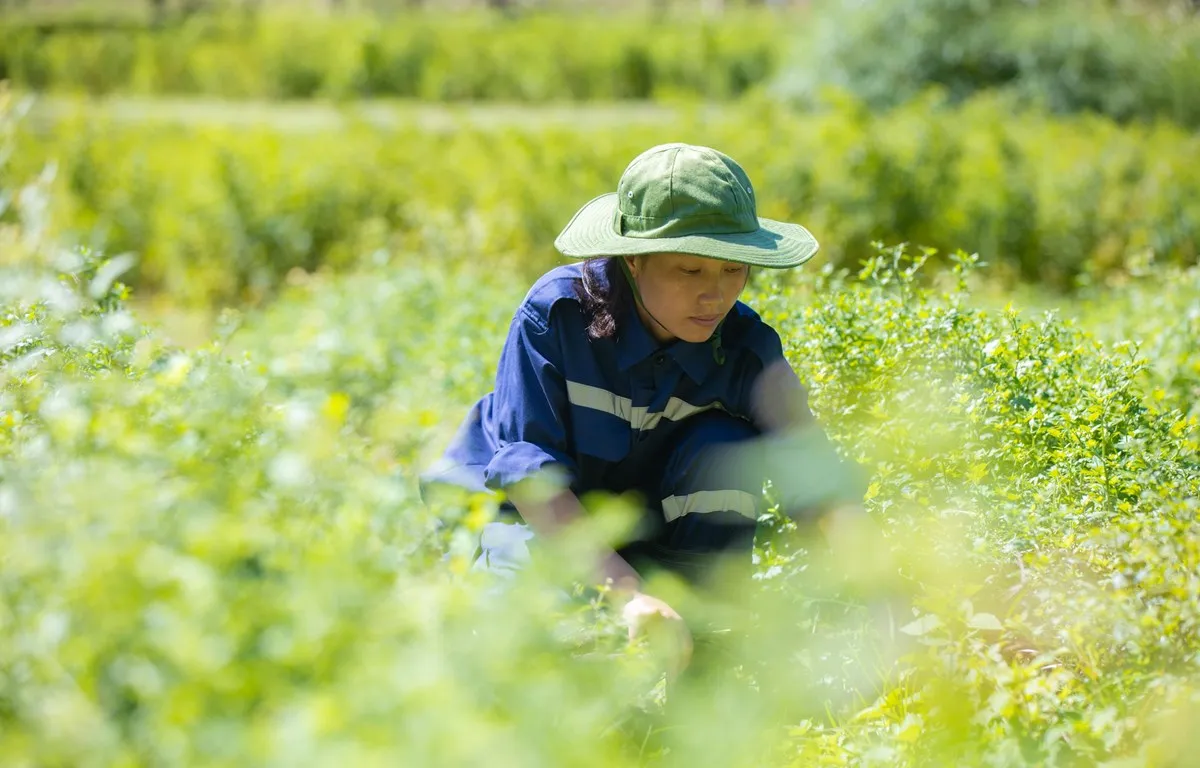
[422,260,859,510]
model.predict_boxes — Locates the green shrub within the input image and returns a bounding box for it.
[775,0,1200,128]
[1071,262,1200,423]
[14,92,1200,307]
[751,246,1200,764]
[0,11,790,102]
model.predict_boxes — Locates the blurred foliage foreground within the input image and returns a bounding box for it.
[4,91,1200,766]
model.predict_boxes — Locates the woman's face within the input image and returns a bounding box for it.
[624,253,750,344]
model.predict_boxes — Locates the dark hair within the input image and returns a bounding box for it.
[574,256,752,362]
[574,257,633,341]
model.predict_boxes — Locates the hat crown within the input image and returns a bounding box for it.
[614,143,759,240]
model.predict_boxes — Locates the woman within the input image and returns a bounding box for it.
[421,142,867,669]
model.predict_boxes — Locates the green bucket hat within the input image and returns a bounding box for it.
[554,142,818,268]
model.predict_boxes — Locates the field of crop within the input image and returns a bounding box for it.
[15,91,1200,310]
[4,2,1200,765]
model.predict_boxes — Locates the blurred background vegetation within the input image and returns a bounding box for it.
[3,0,1200,765]
[2,0,1197,322]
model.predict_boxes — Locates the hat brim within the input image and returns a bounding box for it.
[553,193,819,269]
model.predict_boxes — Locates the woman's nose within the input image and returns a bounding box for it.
[699,278,723,303]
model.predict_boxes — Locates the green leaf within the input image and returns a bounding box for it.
[899,614,942,636]
[967,613,1003,631]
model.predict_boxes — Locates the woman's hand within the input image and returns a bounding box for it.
[621,591,693,678]
[816,502,866,540]
[749,357,811,433]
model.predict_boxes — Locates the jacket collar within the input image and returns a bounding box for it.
[614,296,718,384]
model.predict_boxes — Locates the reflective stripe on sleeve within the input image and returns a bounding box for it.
[661,489,760,523]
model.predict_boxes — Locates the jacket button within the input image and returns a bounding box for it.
[654,354,666,366]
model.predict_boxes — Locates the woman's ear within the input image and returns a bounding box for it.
[624,255,640,278]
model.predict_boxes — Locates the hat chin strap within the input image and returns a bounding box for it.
[616,257,726,365]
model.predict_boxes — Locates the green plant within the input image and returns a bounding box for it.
[776,0,1200,128]
[13,91,1200,307]
[0,10,790,102]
